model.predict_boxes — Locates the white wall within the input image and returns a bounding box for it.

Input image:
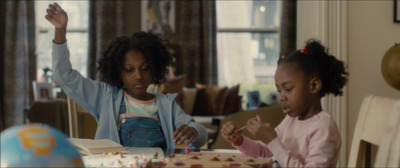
[297,2,321,47]
[347,0,400,158]
[298,0,400,165]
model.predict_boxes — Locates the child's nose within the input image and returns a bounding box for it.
[134,70,143,79]
[279,93,285,102]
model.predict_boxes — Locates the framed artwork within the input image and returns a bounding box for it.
[268,92,279,105]
[395,0,400,23]
[141,0,175,35]
[33,81,53,101]
[247,91,261,110]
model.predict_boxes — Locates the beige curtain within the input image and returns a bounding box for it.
[87,0,125,80]
[1,0,36,130]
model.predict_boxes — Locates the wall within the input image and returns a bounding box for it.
[296,2,320,47]
[347,0,400,158]
[298,0,400,164]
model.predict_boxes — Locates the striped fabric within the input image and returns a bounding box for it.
[121,91,159,121]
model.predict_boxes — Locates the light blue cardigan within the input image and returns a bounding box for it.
[52,42,207,149]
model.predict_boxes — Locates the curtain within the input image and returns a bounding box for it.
[0,0,4,131]
[280,0,297,55]
[88,0,125,80]
[174,0,217,87]
[1,0,36,130]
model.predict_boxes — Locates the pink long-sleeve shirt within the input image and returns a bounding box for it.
[235,111,341,167]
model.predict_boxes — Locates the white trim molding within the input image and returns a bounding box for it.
[297,1,348,167]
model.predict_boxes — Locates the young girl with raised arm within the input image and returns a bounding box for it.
[45,3,207,149]
[221,39,348,167]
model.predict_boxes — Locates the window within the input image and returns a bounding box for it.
[35,1,89,82]
[216,1,281,109]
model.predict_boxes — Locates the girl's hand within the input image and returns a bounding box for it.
[221,121,243,146]
[173,124,198,145]
[247,117,277,144]
[45,3,68,29]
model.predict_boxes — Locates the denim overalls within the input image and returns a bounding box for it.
[118,97,167,148]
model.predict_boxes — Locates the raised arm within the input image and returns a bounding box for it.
[46,2,106,117]
[45,2,68,44]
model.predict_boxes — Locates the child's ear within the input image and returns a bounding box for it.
[309,77,322,94]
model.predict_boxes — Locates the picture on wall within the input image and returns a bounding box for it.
[141,0,175,35]
[247,91,261,110]
[33,81,53,101]
[268,92,279,105]
[395,0,400,22]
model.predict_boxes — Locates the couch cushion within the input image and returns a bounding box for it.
[223,84,241,115]
[163,75,186,109]
[182,87,197,115]
[192,84,228,116]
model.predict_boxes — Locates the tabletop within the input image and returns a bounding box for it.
[81,147,272,167]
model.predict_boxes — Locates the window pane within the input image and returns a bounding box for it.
[216,0,281,109]
[35,1,88,30]
[36,31,53,81]
[67,32,89,77]
[217,33,279,107]
[35,0,55,30]
[61,1,89,29]
[217,32,279,107]
[216,1,281,29]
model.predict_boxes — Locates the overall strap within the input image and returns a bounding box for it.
[119,96,126,114]
[117,96,126,131]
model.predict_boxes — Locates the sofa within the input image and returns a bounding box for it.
[159,75,243,148]
[182,86,241,116]
[161,75,242,116]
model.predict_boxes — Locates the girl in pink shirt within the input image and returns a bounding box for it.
[221,39,348,167]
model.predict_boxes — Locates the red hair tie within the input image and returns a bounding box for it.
[281,55,286,59]
[301,46,307,54]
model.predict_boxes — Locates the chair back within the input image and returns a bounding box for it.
[375,100,400,167]
[348,94,398,167]
[27,100,69,135]
[210,106,285,149]
[67,97,97,139]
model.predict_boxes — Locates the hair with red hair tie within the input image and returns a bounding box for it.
[301,46,307,54]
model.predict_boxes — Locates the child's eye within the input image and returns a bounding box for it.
[124,68,133,72]
[285,88,293,92]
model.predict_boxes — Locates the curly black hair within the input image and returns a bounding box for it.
[277,39,349,97]
[97,31,172,88]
